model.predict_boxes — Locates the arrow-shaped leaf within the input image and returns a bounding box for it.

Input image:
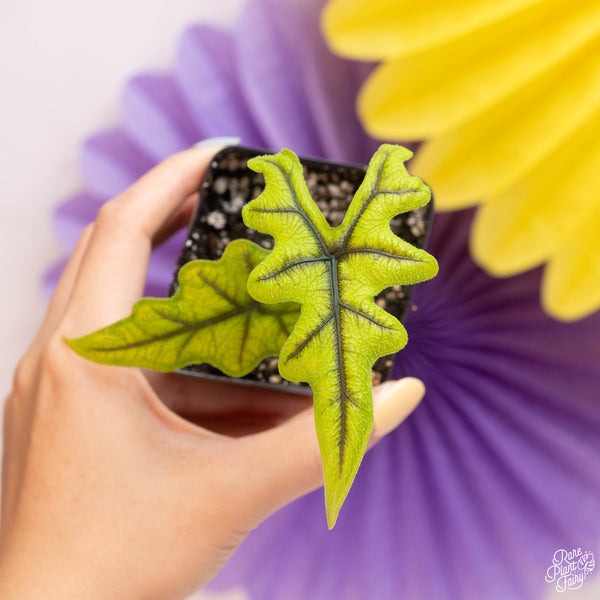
[66,239,300,376]
[242,144,438,528]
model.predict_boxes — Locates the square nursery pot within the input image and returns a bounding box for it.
[170,145,434,393]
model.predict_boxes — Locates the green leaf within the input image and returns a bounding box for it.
[66,239,300,377]
[242,144,438,528]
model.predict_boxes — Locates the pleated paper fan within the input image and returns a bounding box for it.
[43,0,600,598]
[43,0,378,299]
[210,209,600,600]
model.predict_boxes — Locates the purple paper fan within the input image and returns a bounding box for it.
[44,0,600,598]
[210,209,600,600]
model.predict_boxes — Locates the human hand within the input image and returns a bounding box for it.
[0,145,425,600]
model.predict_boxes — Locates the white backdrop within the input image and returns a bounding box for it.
[0,2,597,599]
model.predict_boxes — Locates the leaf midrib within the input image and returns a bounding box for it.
[264,159,330,256]
[328,255,349,472]
[88,303,299,354]
[338,150,420,252]
[256,150,423,472]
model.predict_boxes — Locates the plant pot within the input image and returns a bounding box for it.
[171,145,434,392]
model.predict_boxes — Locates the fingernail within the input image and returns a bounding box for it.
[193,136,241,148]
[373,377,425,438]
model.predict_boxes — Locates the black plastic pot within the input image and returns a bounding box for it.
[170,145,434,392]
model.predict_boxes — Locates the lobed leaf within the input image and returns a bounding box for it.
[66,239,300,376]
[243,144,438,528]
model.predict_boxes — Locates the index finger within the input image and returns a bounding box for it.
[62,145,223,334]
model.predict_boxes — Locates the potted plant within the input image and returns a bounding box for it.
[67,143,438,528]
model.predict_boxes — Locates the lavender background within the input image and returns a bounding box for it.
[3,0,600,599]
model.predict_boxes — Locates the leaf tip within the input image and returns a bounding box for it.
[63,334,82,355]
[246,148,301,176]
[63,333,103,364]
[246,155,262,174]
[323,452,363,530]
[325,483,348,530]
[377,142,414,163]
[326,507,340,530]
[425,253,440,280]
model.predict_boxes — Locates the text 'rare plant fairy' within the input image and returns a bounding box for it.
[67,144,438,527]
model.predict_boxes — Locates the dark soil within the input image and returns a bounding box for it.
[171,146,433,392]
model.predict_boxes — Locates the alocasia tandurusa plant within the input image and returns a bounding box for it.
[68,144,438,527]
[243,144,438,526]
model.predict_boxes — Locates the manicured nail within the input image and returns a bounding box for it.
[193,136,241,148]
[373,377,425,438]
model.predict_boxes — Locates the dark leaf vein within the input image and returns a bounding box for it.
[238,312,251,366]
[197,272,241,308]
[257,256,325,282]
[339,302,395,330]
[340,150,419,250]
[90,306,250,353]
[285,314,333,362]
[341,248,422,263]
[262,159,329,255]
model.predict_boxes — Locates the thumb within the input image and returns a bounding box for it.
[237,377,425,523]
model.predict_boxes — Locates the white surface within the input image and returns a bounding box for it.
[0,0,244,399]
[1,1,599,599]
